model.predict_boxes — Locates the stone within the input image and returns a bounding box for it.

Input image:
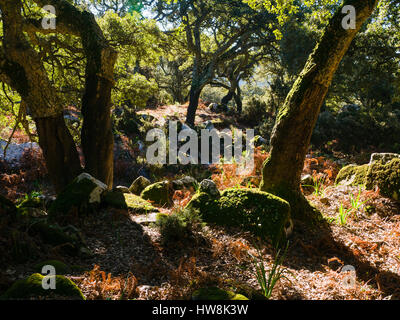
[365,158,400,200]
[1,273,85,300]
[102,191,157,213]
[129,176,151,195]
[140,181,171,207]
[199,179,220,197]
[48,173,108,217]
[186,188,290,245]
[369,153,400,165]
[335,164,369,187]
[114,186,130,194]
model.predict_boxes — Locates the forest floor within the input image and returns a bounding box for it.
[1,104,400,300]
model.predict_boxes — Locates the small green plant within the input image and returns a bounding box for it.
[349,187,367,211]
[302,176,325,197]
[249,242,291,299]
[336,203,352,225]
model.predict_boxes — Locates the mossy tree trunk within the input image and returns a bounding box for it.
[260,0,379,222]
[1,0,117,192]
[0,0,82,193]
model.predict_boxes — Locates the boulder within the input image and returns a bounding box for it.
[172,176,198,190]
[114,186,130,194]
[335,153,400,201]
[34,260,71,275]
[48,173,108,217]
[129,176,151,195]
[192,287,248,300]
[140,181,171,207]
[369,153,400,165]
[1,273,84,300]
[335,164,369,187]
[366,158,400,200]
[186,188,290,245]
[102,191,158,213]
[199,179,220,197]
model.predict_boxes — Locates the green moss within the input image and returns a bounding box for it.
[186,188,290,245]
[34,260,70,275]
[1,273,84,300]
[335,164,369,186]
[140,182,170,206]
[30,222,81,255]
[102,191,158,213]
[48,175,103,217]
[192,287,248,300]
[366,158,400,200]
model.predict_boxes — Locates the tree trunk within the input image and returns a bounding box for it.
[79,13,118,188]
[260,0,379,222]
[221,90,234,105]
[35,114,82,193]
[186,85,202,126]
[234,86,242,114]
[81,69,115,188]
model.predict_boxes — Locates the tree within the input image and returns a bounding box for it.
[0,0,117,192]
[151,0,280,126]
[259,0,380,222]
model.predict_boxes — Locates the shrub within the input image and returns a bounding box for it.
[155,208,203,244]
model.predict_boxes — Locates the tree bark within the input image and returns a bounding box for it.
[260,0,379,222]
[0,0,83,192]
[186,85,202,126]
[35,115,82,193]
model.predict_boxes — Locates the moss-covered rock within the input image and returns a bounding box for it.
[34,260,71,275]
[335,164,369,186]
[186,188,290,245]
[48,173,107,218]
[102,191,158,213]
[140,181,171,206]
[0,273,84,300]
[129,176,151,195]
[192,287,248,300]
[30,222,84,255]
[366,158,400,200]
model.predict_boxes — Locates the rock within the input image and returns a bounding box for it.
[204,120,215,131]
[199,179,220,197]
[102,191,157,213]
[129,176,151,195]
[254,135,268,147]
[48,173,108,217]
[209,103,219,113]
[114,186,130,194]
[0,273,85,300]
[0,139,40,166]
[140,181,171,207]
[175,176,197,189]
[365,158,400,200]
[34,260,71,275]
[192,287,248,300]
[369,153,400,165]
[186,188,290,245]
[301,174,314,186]
[132,212,159,226]
[30,222,85,255]
[335,154,400,201]
[335,164,369,187]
